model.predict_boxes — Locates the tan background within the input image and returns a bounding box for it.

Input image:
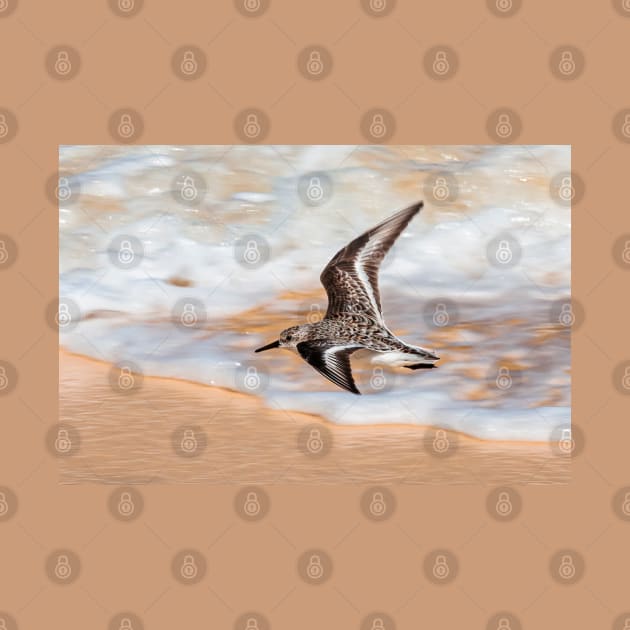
[1,0,630,628]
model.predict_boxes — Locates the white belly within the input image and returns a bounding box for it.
[369,351,436,367]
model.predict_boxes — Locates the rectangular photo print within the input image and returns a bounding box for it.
[57,145,571,484]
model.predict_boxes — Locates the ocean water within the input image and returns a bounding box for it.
[58,145,571,441]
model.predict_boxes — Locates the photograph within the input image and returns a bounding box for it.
[57,144,572,483]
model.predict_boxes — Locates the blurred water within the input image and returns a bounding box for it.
[59,145,571,441]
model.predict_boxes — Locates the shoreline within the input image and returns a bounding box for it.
[59,349,568,484]
[60,348,551,448]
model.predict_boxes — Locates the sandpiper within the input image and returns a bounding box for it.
[255,201,439,394]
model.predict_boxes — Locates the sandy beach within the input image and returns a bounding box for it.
[58,351,569,484]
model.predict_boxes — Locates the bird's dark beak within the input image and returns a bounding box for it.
[255,340,280,353]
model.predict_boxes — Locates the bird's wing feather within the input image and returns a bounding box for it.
[320,202,423,322]
[296,340,362,395]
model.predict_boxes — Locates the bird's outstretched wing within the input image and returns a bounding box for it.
[320,201,423,323]
[296,340,362,394]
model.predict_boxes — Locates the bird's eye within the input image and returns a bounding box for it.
[286,334,292,341]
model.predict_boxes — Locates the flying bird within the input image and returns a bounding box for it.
[255,201,439,394]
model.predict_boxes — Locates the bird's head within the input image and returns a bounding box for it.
[255,324,313,352]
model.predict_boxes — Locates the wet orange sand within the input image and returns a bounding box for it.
[59,351,568,484]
